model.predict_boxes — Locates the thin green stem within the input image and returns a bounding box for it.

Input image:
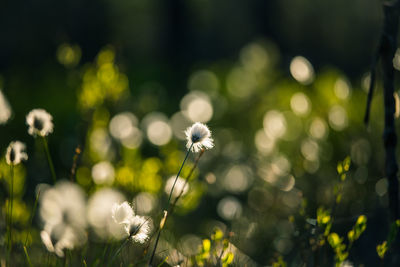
[25,190,41,246]
[149,230,162,266]
[42,137,57,183]
[23,246,33,267]
[156,255,169,267]
[108,238,129,267]
[7,165,14,265]
[166,143,193,209]
[101,239,111,263]
[150,143,194,266]
[170,149,204,215]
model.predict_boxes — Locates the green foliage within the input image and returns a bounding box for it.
[328,215,367,266]
[317,207,332,237]
[78,47,128,109]
[347,215,367,243]
[334,156,351,204]
[328,232,348,265]
[271,255,287,267]
[376,219,400,259]
[194,228,234,267]
[376,241,387,259]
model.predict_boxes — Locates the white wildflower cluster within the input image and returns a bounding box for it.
[5,141,28,165]
[3,108,55,166]
[185,122,214,152]
[111,201,152,244]
[39,181,87,257]
[26,108,54,137]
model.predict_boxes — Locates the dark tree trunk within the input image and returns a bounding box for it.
[365,2,400,265]
[381,2,400,223]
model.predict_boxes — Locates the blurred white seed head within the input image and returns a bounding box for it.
[111,201,134,225]
[39,181,87,230]
[0,90,12,124]
[185,122,214,152]
[40,224,87,257]
[92,161,115,185]
[26,108,54,137]
[5,141,28,165]
[165,176,189,198]
[39,181,87,257]
[87,188,126,240]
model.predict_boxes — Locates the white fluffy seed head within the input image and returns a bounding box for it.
[6,141,28,165]
[125,215,152,244]
[111,201,134,225]
[26,109,54,137]
[184,122,214,152]
[110,201,152,244]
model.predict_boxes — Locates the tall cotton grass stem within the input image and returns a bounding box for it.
[166,143,193,208]
[23,246,33,267]
[150,144,193,266]
[7,165,14,265]
[149,228,162,265]
[170,148,205,214]
[107,238,129,267]
[42,137,57,183]
[25,190,41,246]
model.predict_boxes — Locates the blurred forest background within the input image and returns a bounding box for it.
[0,0,398,266]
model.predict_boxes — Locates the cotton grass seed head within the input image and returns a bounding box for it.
[124,215,152,244]
[185,122,214,152]
[111,201,152,244]
[111,201,134,225]
[40,223,87,257]
[26,108,54,137]
[6,141,28,165]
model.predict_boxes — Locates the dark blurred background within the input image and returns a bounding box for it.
[0,0,381,86]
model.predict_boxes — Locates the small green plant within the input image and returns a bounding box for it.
[286,156,368,266]
[271,255,287,267]
[376,219,400,260]
[334,156,351,205]
[328,215,367,266]
[194,227,234,267]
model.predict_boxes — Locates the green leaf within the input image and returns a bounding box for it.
[377,241,388,259]
[328,233,341,248]
[337,163,343,175]
[343,156,351,171]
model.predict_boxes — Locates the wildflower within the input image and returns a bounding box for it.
[26,109,54,137]
[124,215,152,244]
[39,181,87,256]
[111,201,134,225]
[185,122,214,152]
[111,201,152,244]
[5,141,28,165]
[40,223,86,257]
[0,90,12,124]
